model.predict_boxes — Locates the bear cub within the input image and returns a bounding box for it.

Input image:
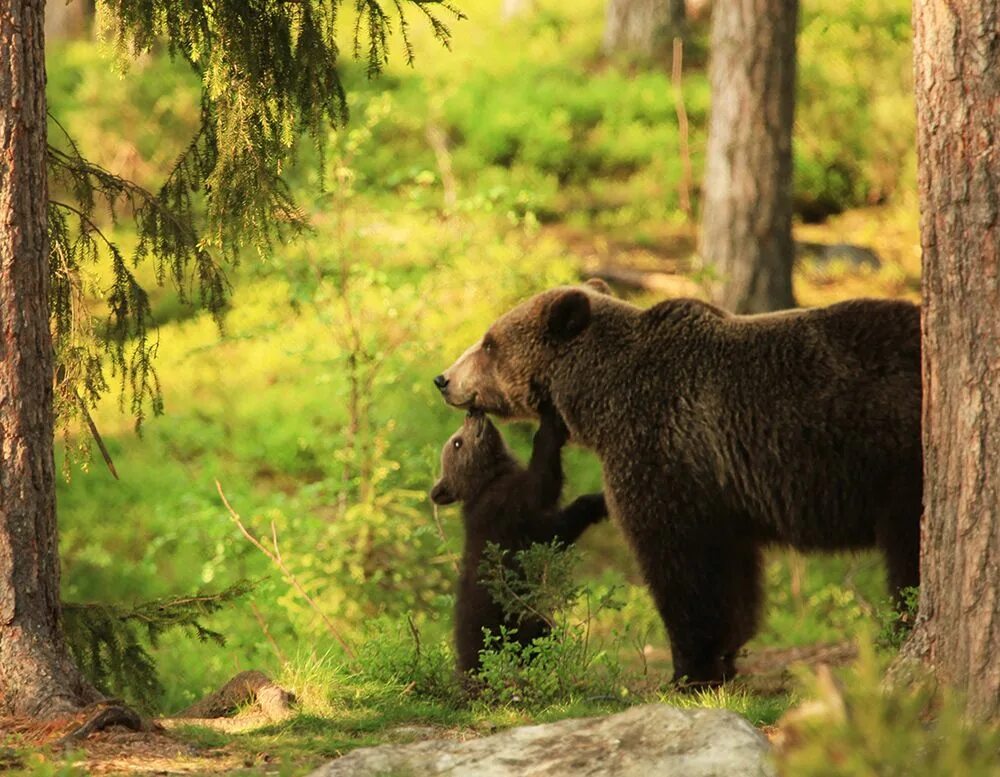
[430,405,607,680]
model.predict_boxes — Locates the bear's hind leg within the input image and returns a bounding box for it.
[720,542,764,680]
[877,507,920,609]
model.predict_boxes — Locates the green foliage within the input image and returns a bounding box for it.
[796,0,915,219]
[44,0,921,742]
[472,543,637,709]
[779,640,1000,776]
[659,685,793,728]
[47,0,460,449]
[10,752,88,777]
[356,618,461,704]
[62,581,253,709]
[477,541,582,629]
[876,586,920,651]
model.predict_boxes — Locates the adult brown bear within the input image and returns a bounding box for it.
[434,281,922,685]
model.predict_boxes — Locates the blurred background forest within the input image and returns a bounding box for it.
[47,0,919,721]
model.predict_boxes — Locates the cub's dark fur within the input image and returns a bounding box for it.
[430,409,606,678]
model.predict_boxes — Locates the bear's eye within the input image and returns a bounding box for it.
[453,438,463,449]
[482,335,497,355]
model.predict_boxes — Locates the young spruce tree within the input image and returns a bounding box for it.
[0,0,458,718]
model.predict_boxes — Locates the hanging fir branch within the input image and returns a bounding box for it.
[62,581,256,709]
[48,0,462,445]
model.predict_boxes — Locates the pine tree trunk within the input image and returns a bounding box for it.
[0,0,99,718]
[603,0,686,56]
[699,0,797,313]
[500,0,533,22]
[909,0,999,721]
[44,0,90,41]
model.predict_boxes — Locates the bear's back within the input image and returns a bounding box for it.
[626,297,922,545]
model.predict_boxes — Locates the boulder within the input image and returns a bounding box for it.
[308,704,775,777]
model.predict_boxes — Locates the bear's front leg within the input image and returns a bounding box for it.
[553,493,608,544]
[527,400,570,508]
[627,517,746,687]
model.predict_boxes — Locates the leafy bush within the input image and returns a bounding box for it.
[779,640,1000,776]
[796,0,915,218]
[473,543,636,709]
[875,586,919,651]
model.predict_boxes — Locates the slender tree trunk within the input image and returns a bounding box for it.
[0,0,99,718]
[908,0,999,721]
[699,0,797,313]
[603,0,686,56]
[44,0,89,40]
[500,0,533,22]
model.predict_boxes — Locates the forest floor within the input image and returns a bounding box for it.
[2,642,856,776]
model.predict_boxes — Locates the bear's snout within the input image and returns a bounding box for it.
[433,374,449,392]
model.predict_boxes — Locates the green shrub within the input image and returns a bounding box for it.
[875,586,919,651]
[473,543,636,709]
[779,640,1000,776]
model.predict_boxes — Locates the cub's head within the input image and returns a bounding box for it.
[430,412,513,506]
[433,279,613,419]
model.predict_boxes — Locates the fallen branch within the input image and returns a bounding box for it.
[588,266,703,297]
[174,670,294,720]
[53,703,146,748]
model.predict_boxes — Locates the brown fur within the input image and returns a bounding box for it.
[436,282,922,684]
[431,409,607,679]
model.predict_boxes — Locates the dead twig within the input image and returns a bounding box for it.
[74,390,119,480]
[426,123,458,210]
[250,602,288,665]
[431,502,460,575]
[216,480,357,661]
[672,37,694,223]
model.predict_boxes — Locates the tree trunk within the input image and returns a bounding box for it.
[0,0,99,718]
[44,0,89,40]
[500,0,533,22]
[698,0,797,314]
[603,0,686,57]
[909,0,999,721]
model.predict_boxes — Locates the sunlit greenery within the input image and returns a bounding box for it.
[24,0,946,772]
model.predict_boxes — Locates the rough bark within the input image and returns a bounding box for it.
[0,0,99,717]
[603,0,686,56]
[908,0,999,721]
[698,0,798,313]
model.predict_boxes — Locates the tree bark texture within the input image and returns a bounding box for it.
[699,0,798,313]
[0,0,98,717]
[603,0,686,57]
[911,0,999,720]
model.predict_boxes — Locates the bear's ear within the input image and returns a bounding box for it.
[584,278,613,296]
[545,289,591,342]
[430,479,456,506]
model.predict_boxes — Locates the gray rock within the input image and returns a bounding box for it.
[308,704,775,777]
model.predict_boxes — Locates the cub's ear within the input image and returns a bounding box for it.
[430,479,456,506]
[584,278,613,296]
[545,289,591,342]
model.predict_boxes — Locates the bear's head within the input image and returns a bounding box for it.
[433,279,613,419]
[430,411,514,506]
